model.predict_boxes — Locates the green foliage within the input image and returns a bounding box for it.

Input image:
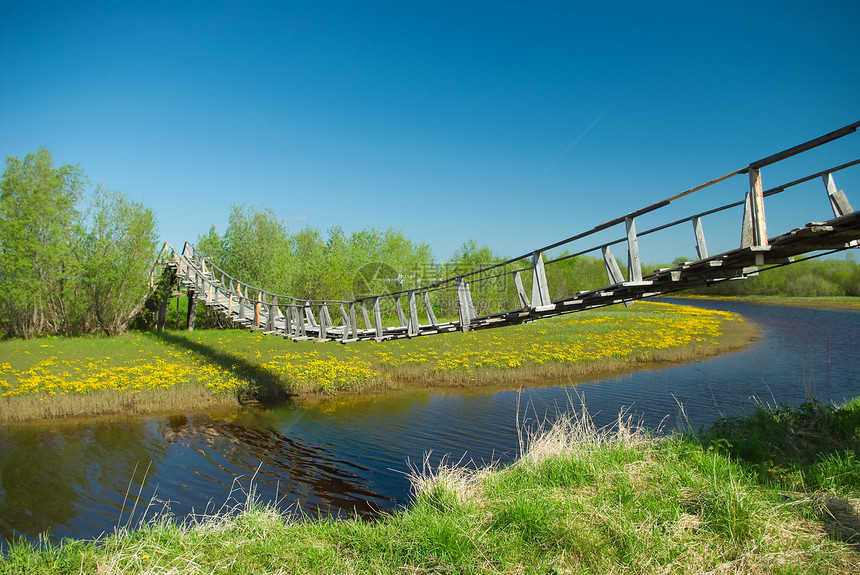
[0,149,87,337]
[701,398,860,495]
[691,254,860,297]
[83,186,159,335]
[0,149,159,338]
[197,205,435,303]
[546,253,618,298]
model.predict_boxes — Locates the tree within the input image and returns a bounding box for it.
[81,186,159,335]
[0,149,86,337]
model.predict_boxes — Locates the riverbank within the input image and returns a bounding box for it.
[3,398,857,574]
[670,294,860,312]
[0,301,757,423]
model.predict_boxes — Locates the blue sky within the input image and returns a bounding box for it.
[2,1,859,265]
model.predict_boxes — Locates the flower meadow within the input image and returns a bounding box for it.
[368,301,741,374]
[0,302,746,415]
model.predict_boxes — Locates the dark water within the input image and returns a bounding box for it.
[1,301,857,547]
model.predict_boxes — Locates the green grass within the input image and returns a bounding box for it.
[700,397,860,496]
[2,400,858,574]
[0,302,757,422]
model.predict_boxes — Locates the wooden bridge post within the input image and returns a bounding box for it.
[254,291,263,328]
[186,288,198,330]
[625,217,643,282]
[296,304,307,339]
[226,280,234,316]
[407,290,420,336]
[286,304,294,338]
[319,304,332,340]
[361,301,372,330]
[266,295,277,332]
[530,251,551,307]
[748,167,769,247]
[373,297,383,341]
[456,278,476,331]
[349,303,358,340]
[156,268,176,332]
[237,285,247,322]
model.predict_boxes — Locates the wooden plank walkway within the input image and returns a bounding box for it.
[154,122,860,343]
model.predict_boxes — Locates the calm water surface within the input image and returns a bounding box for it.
[1,300,857,546]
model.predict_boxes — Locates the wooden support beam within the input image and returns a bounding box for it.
[749,167,769,247]
[530,251,551,307]
[823,173,859,247]
[423,291,438,326]
[254,291,262,328]
[186,288,198,330]
[349,303,358,339]
[626,217,643,282]
[156,268,176,332]
[823,172,854,216]
[601,246,625,285]
[741,192,755,249]
[601,246,632,307]
[457,278,476,331]
[296,305,307,339]
[339,304,351,343]
[408,290,420,336]
[394,295,408,327]
[304,302,318,327]
[237,285,247,321]
[361,301,372,330]
[317,304,329,339]
[267,295,277,332]
[373,297,383,341]
[514,271,529,309]
[692,216,709,260]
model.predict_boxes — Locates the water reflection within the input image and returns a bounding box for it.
[0,418,166,542]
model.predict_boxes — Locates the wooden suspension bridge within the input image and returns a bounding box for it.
[151,122,860,343]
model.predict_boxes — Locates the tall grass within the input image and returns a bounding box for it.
[3,400,857,574]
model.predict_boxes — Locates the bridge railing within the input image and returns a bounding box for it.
[167,121,859,341]
[439,121,860,323]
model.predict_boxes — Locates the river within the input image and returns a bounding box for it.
[0,300,857,547]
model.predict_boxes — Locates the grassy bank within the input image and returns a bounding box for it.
[0,302,756,422]
[3,398,858,574]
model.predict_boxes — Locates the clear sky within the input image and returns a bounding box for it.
[2,1,859,265]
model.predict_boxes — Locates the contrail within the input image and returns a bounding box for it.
[253,110,370,228]
[476,110,607,243]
